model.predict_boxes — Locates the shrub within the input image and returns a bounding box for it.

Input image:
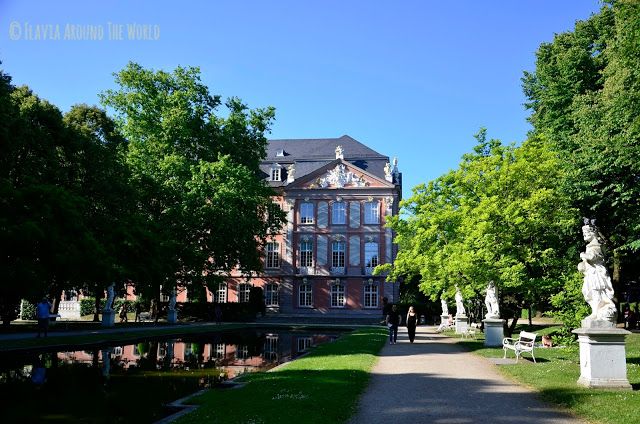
[20,300,36,320]
[548,273,589,335]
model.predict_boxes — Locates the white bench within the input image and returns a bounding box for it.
[502,331,537,363]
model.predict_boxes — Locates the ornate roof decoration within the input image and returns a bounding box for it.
[316,164,367,189]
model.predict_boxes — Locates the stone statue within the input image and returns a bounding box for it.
[455,287,465,316]
[578,219,616,323]
[169,288,177,311]
[335,145,344,159]
[104,283,115,311]
[287,164,296,183]
[384,162,392,181]
[485,281,500,319]
[440,298,449,316]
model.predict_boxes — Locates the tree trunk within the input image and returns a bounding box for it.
[506,307,521,337]
[528,306,533,327]
[93,284,101,322]
[51,287,62,316]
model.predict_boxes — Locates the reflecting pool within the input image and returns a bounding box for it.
[0,328,343,423]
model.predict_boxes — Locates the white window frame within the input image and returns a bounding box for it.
[238,283,251,303]
[364,282,379,308]
[300,202,314,224]
[214,343,226,359]
[215,283,227,303]
[364,241,379,274]
[266,241,280,269]
[300,240,313,267]
[332,202,346,225]
[264,335,279,360]
[330,282,346,308]
[299,281,313,307]
[332,240,346,268]
[297,337,313,352]
[364,201,379,224]
[265,283,279,307]
[271,165,281,181]
[236,344,249,360]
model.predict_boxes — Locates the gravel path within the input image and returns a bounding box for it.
[349,326,584,424]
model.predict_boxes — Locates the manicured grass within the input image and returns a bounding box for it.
[455,330,640,424]
[176,326,388,424]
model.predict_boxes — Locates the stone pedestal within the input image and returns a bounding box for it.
[101,309,115,327]
[572,319,631,390]
[483,318,505,347]
[167,309,178,324]
[441,314,450,327]
[455,315,468,334]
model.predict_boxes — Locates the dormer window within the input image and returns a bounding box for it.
[270,164,282,181]
[276,148,285,157]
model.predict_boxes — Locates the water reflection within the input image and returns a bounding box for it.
[0,329,341,423]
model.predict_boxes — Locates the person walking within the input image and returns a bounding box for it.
[36,298,52,338]
[406,305,418,343]
[385,304,401,344]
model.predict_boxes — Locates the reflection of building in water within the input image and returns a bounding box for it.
[54,333,336,380]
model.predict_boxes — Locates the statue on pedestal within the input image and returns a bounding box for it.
[104,283,115,311]
[578,219,616,323]
[440,298,449,316]
[485,281,500,319]
[455,287,465,316]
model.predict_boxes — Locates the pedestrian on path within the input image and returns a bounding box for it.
[385,304,401,344]
[406,305,418,343]
[36,298,51,338]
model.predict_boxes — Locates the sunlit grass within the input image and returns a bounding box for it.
[457,331,640,424]
[176,327,388,424]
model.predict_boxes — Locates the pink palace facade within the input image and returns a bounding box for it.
[218,135,402,318]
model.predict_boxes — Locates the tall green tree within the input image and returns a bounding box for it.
[100,62,284,300]
[522,1,640,292]
[382,130,577,334]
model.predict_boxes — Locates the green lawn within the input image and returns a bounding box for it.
[176,326,387,424]
[455,330,640,424]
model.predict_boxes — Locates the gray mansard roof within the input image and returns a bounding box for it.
[261,135,392,187]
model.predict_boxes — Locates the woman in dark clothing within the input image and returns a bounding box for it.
[386,304,401,344]
[406,305,418,343]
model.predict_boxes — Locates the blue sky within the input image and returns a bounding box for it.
[0,0,602,199]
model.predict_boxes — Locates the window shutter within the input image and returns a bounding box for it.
[349,202,360,228]
[349,236,360,266]
[317,235,328,266]
[318,201,328,228]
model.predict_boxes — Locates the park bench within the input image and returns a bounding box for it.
[138,312,153,322]
[502,331,537,363]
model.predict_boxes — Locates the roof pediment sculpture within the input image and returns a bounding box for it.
[317,164,367,188]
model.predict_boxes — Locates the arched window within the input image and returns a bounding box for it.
[364,241,379,274]
[332,240,345,269]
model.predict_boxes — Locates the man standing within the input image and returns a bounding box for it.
[36,298,51,337]
[385,304,401,344]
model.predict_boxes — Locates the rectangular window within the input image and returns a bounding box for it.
[271,167,281,181]
[331,283,345,308]
[266,241,280,268]
[215,283,227,303]
[300,202,314,224]
[332,202,346,225]
[214,343,226,359]
[300,240,313,267]
[236,344,249,360]
[332,241,345,268]
[265,283,279,306]
[299,282,313,307]
[264,335,278,360]
[238,284,251,303]
[364,201,379,224]
[364,283,379,308]
[297,337,313,352]
[364,241,379,273]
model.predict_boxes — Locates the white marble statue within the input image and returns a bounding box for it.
[104,283,115,311]
[485,281,500,319]
[440,298,449,316]
[384,162,393,181]
[169,288,177,311]
[335,145,344,159]
[578,219,616,322]
[455,287,465,316]
[287,164,296,183]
